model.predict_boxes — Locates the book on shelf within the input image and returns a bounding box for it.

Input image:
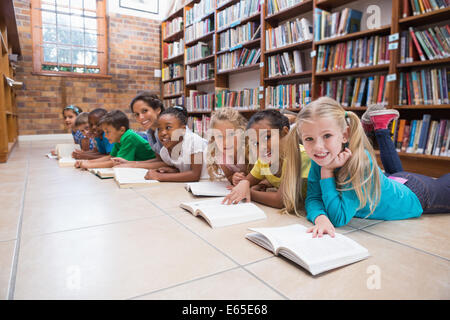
[164,96,185,109]
[186,42,211,63]
[54,144,80,167]
[217,48,261,71]
[113,168,159,188]
[406,0,449,16]
[186,62,214,84]
[245,224,370,276]
[88,168,115,179]
[163,39,184,60]
[185,0,215,26]
[314,7,363,41]
[185,181,231,196]
[216,0,261,31]
[180,197,266,228]
[185,18,214,43]
[164,79,184,96]
[163,16,183,39]
[267,0,304,16]
[407,25,450,61]
[265,83,311,109]
[267,50,306,77]
[162,63,183,81]
[186,90,215,112]
[188,114,211,138]
[219,22,260,52]
[265,17,312,50]
[215,87,260,110]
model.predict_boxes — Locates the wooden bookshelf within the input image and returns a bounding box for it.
[0,0,21,163]
[159,0,450,176]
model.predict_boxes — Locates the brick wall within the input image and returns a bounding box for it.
[13,0,161,135]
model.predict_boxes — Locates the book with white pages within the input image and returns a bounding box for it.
[246,224,369,276]
[184,181,231,196]
[89,168,115,179]
[113,168,159,188]
[180,197,266,228]
[54,143,80,167]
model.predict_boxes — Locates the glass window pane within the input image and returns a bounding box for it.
[42,25,57,42]
[84,17,97,30]
[41,11,56,24]
[84,10,96,17]
[57,27,71,44]
[72,49,85,65]
[71,0,83,9]
[85,51,97,66]
[71,29,84,46]
[84,32,97,48]
[41,3,55,11]
[43,45,57,63]
[58,5,71,14]
[57,13,70,26]
[58,46,72,64]
[71,12,84,28]
[84,0,97,11]
[58,0,70,8]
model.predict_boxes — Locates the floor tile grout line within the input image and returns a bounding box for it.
[240,266,290,300]
[132,189,288,299]
[6,143,31,300]
[360,229,450,262]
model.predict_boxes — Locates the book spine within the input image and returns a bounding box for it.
[409,27,426,61]
[407,120,418,152]
[417,114,431,153]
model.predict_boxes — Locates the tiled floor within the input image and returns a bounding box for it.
[0,139,449,300]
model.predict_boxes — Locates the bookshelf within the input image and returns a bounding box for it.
[0,0,21,163]
[161,0,450,176]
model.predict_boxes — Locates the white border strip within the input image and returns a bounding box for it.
[18,134,73,141]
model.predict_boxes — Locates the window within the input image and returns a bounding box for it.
[31,0,108,77]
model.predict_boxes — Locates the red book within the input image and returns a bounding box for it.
[377,75,385,103]
[409,27,426,61]
[405,73,412,105]
[401,124,411,152]
[402,0,411,17]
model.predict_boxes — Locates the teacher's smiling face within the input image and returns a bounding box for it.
[132,99,161,131]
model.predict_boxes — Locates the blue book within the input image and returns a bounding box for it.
[314,8,323,41]
[346,9,363,34]
[369,37,374,66]
[417,114,431,154]
[407,120,418,152]
[420,69,428,104]
[356,78,367,107]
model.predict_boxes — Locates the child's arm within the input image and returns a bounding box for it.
[250,184,284,208]
[144,153,203,182]
[80,137,91,151]
[72,149,103,160]
[112,154,164,168]
[219,164,246,185]
[222,173,261,204]
[75,156,113,169]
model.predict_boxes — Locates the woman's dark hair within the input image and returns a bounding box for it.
[63,105,82,115]
[98,110,130,131]
[159,105,188,125]
[130,92,164,113]
[247,109,290,131]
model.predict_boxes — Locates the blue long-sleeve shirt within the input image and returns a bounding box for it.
[305,159,423,227]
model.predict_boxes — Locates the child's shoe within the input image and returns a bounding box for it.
[361,104,386,133]
[369,109,400,131]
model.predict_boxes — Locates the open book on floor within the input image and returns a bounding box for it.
[180,197,266,228]
[246,224,369,276]
[185,181,231,196]
[113,168,159,188]
[55,144,80,167]
[89,168,115,179]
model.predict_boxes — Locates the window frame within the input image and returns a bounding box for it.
[31,0,110,78]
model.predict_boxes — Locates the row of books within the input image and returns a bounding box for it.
[403,0,449,17]
[216,87,260,109]
[314,7,362,41]
[319,75,389,107]
[265,17,313,51]
[164,80,184,96]
[265,83,311,109]
[266,0,304,16]
[185,42,212,64]
[186,91,215,112]
[267,50,306,77]
[162,63,183,81]
[393,116,450,157]
[188,115,211,138]
[162,39,184,60]
[216,0,261,31]
[185,0,215,27]
[185,18,214,43]
[406,25,450,62]
[163,96,184,109]
[218,22,260,52]
[217,48,261,72]
[316,35,390,72]
[398,67,449,105]
[163,16,183,39]
[186,63,214,84]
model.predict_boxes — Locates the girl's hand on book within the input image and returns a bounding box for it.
[251,183,267,192]
[222,180,251,205]
[74,160,83,168]
[111,157,128,165]
[307,215,335,238]
[145,169,161,181]
[72,150,83,159]
[232,172,246,185]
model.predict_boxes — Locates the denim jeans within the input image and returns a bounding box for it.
[375,129,450,214]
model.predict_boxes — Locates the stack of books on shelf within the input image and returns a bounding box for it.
[164,79,184,96]
[402,25,450,62]
[217,0,261,31]
[163,39,184,60]
[164,16,183,38]
[186,62,214,84]
[267,0,304,15]
[320,75,388,107]
[216,87,260,110]
[403,0,449,17]
[398,67,449,105]
[186,42,212,64]
[162,63,183,81]
[314,7,362,41]
[186,91,215,112]
[164,96,185,108]
[185,0,215,26]
[267,50,306,77]
[265,83,311,109]
[316,35,390,72]
[265,17,313,50]
[217,48,261,71]
[219,22,260,51]
[185,18,214,43]
[393,115,450,157]
[188,115,211,138]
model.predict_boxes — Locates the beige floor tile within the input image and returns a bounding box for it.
[21,188,165,237]
[0,168,27,184]
[0,205,21,242]
[0,240,15,300]
[134,268,284,300]
[347,218,384,230]
[364,214,450,259]
[14,216,236,299]
[135,182,198,210]
[246,231,450,299]
[0,181,25,205]
[170,204,355,265]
